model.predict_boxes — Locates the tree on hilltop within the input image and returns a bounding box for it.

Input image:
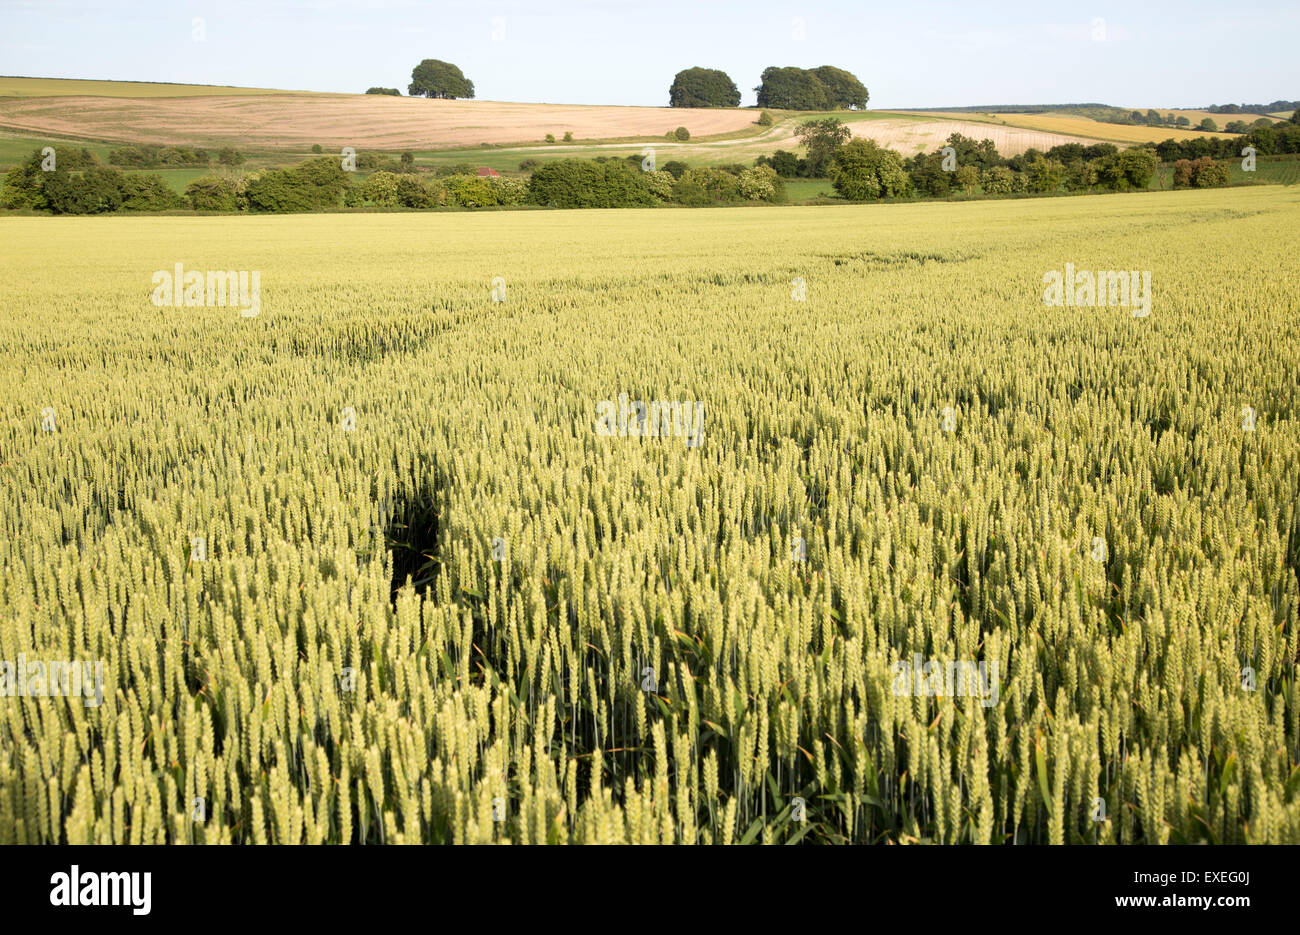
[810,66,868,109]
[755,66,868,111]
[669,68,740,108]
[408,60,475,99]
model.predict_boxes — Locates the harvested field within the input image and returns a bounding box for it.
[0,92,761,151]
[850,117,1085,155]
[0,76,287,97]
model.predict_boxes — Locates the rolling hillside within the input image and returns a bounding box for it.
[0,77,1284,171]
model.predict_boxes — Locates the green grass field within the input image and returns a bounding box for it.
[2,186,1297,844]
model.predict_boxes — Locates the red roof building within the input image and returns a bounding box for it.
[476,167,500,177]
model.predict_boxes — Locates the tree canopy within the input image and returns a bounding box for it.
[755,66,868,111]
[408,60,475,99]
[794,117,851,176]
[810,66,869,109]
[668,68,740,108]
[829,138,909,200]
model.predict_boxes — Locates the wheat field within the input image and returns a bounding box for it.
[1,187,1298,844]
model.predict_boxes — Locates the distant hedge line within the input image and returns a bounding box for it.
[0,150,786,214]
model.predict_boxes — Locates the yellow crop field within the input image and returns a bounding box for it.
[1,187,1298,844]
[891,110,1244,145]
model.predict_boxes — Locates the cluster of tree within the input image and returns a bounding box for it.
[351,171,527,208]
[1173,156,1230,188]
[749,119,1246,202]
[1222,117,1278,133]
[1154,121,1300,160]
[1205,101,1299,116]
[356,151,418,173]
[33,146,98,169]
[1097,108,1194,128]
[827,137,1165,201]
[527,157,784,208]
[365,87,401,96]
[666,65,867,110]
[106,145,245,167]
[0,150,182,213]
[185,159,531,212]
[753,66,868,110]
[1090,108,1293,133]
[668,68,740,108]
[407,59,474,99]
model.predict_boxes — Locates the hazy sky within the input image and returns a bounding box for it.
[2,0,1296,108]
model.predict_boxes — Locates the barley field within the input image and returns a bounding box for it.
[1,186,1298,844]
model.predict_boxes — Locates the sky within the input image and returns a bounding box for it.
[1,0,1297,109]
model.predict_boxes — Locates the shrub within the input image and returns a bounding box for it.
[980,166,1015,195]
[600,161,656,207]
[530,160,605,208]
[246,157,349,212]
[528,159,653,208]
[488,176,529,206]
[674,126,691,141]
[363,171,401,206]
[0,152,54,209]
[42,166,127,214]
[519,159,541,172]
[311,144,323,154]
[1174,156,1229,188]
[563,131,573,143]
[448,175,498,207]
[1063,160,1097,192]
[107,147,149,167]
[365,87,401,95]
[185,174,249,212]
[545,134,556,144]
[757,111,773,127]
[120,173,182,211]
[829,139,910,200]
[661,160,689,180]
[217,148,245,166]
[108,145,204,168]
[738,165,779,201]
[395,175,435,208]
[1095,148,1160,191]
[644,169,676,200]
[674,167,740,205]
[1024,155,1065,193]
[765,150,800,178]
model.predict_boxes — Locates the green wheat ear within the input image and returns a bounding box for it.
[2,185,1298,845]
